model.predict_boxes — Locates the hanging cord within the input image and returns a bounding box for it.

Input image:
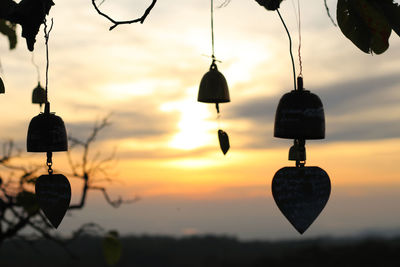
[31,52,41,83]
[211,0,215,60]
[297,0,303,77]
[276,9,297,91]
[43,18,54,104]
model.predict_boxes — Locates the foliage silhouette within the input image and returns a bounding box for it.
[0,117,138,262]
[1,234,400,267]
[1,0,399,53]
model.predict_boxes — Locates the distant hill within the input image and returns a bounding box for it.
[1,235,400,266]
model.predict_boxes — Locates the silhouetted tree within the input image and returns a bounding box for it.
[0,117,138,256]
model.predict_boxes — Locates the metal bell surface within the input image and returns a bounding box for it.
[32,83,46,105]
[274,80,325,139]
[198,63,230,103]
[27,103,68,152]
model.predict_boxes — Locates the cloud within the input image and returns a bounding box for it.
[225,73,400,147]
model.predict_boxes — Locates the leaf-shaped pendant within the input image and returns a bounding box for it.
[35,174,71,228]
[0,77,5,94]
[272,166,331,234]
[218,129,230,155]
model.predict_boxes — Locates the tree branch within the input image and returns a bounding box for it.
[91,0,157,30]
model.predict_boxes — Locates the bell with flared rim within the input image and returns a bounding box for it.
[198,63,230,104]
[32,83,46,105]
[0,77,5,94]
[27,102,68,152]
[274,77,325,140]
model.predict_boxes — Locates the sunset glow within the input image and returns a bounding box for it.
[1,0,400,239]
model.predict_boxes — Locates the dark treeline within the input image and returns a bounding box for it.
[1,234,400,267]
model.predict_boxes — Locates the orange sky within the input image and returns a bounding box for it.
[0,0,400,238]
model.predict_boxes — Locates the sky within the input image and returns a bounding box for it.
[0,0,400,240]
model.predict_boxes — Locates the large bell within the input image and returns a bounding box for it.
[198,62,230,103]
[0,76,5,94]
[274,77,325,139]
[27,102,68,152]
[32,83,46,105]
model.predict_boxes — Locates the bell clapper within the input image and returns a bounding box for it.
[288,139,306,167]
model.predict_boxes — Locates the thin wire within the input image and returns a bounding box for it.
[297,0,303,77]
[31,52,41,83]
[276,9,297,91]
[211,0,215,59]
[43,18,54,103]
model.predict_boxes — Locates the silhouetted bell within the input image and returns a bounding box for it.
[198,62,230,104]
[274,77,325,139]
[0,77,5,94]
[27,102,68,152]
[32,82,46,105]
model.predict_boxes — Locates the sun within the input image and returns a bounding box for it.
[160,87,216,150]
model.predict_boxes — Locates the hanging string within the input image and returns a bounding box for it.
[211,0,215,60]
[43,18,54,103]
[276,9,297,91]
[31,52,41,83]
[297,0,303,77]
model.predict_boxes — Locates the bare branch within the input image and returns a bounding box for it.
[88,186,140,208]
[324,0,337,27]
[91,0,157,30]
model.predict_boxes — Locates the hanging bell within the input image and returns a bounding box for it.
[27,102,68,152]
[32,82,46,105]
[274,77,325,140]
[198,62,230,104]
[0,76,5,94]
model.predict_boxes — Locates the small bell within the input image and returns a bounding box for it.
[27,102,68,152]
[32,82,46,106]
[198,62,230,104]
[274,77,325,140]
[0,77,5,94]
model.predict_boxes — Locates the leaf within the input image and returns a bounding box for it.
[12,0,54,51]
[103,231,122,266]
[337,0,392,54]
[255,0,283,11]
[379,0,400,37]
[17,191,40,215]
[0,19,17,50]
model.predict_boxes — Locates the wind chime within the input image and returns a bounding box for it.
[26,20,71,229]
[31,53,46,107]
[198,0,231,155]
[271,5,331,234]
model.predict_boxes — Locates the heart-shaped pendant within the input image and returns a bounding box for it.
[218,129,230,155]
[272,166,331,234]
[35,174,71,228]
